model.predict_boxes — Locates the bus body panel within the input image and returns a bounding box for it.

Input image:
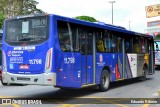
[3,43,49,74]
[2,15,57,85]
[2,71,56,85]
[127,54,137,78]
[81,55,93,85]
[137,54,146,76]
[125,54,133,79]
[96,53,116,83]
[126,54,146,77]
[55,52,81,88]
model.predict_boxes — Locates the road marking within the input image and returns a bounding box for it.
[58,104,84,107]
[13,104,21,107]
[59,104,74,107]
[153,90,160,97]
[140,104,150,107]
[0,104,20,107]
[0,96,17,98]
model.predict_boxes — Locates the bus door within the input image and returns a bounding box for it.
[148,39,155,74]
[116,36,125,79]
[80,30,95,85]
[124,37,134,79]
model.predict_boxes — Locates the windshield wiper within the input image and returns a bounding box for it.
[19,36,45,41]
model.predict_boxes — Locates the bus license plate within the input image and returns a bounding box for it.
[17,77,30,81]
[19,64,29,69]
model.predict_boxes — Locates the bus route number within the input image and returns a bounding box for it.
[64,57,75,64]
[29,59,42,64]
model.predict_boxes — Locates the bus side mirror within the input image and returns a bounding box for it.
[156,44,159,51]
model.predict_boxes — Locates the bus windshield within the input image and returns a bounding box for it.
[5,16,48,44]
[154,41,160,50]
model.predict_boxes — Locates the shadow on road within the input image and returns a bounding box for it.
[26,77,154,99]
[17,77,153,104]
[109,77,153,90]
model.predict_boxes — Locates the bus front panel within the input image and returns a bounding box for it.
[2,15,56,85]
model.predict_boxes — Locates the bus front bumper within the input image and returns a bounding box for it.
[1,72,56,86]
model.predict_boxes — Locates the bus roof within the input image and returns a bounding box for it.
[5,14,153,38]
[52,14,153,38]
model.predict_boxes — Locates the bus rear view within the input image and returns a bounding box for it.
[2,14,55,85]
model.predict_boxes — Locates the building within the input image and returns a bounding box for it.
[145,20,160,36]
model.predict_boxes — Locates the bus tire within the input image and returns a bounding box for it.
[1,80,7,86]
[99,70,110,92]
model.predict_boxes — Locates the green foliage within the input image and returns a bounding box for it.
[75,16,98,22]
[154,34,160,40]
[0,0,44,18]
[0,12,4,29]
[18,0,44,15]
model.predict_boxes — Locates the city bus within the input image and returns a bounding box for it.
[2,14,155,91]
[0,30,2,81]
[154,40,160,69]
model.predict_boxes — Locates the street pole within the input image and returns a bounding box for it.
[128,21,132,30]
[109,1,115,25]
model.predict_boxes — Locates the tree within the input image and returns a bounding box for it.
[0,0,44,18]
[18,0,44,15]
[0,12,5,29]
[154,33,160,40]
[75,16,98,22]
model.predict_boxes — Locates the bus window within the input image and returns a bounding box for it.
[140,37,146,53]
[104,30,114,52]
[144,38,148,53]
[110,34,116,52]
[125,37,132,53]
[6,17,48,44]
[133,37,140,53]
[117,37,122,52]
[96,31,105,52]
[58,23,68,51]
[58,21,79,52]
[97,39,105,52]
[70,24,79,52]
[63,38,73,51]
[104,31,110,52]
[79,28,93,55]
[79,29,86,54]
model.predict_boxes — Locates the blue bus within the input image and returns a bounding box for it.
[154,40,160,68]
[0,30,2,80]
[2,14,155,91]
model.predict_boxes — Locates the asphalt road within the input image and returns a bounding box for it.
[0,70,160,107]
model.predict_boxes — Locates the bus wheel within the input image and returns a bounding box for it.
[1,80,7,86]
[99,70,110,92]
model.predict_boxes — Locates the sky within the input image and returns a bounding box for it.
[36,0,160,33]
